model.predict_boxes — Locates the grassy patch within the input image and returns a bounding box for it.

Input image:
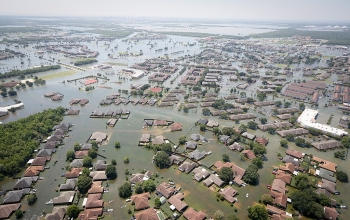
[275,64,289,68]
[41,70,76,80]
[86,28,135,38]
[105,62,128,66]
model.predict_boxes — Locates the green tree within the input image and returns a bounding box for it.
[251,157,263,168]
[222,154,230,162]
[285,133,295,142]
[88,149,97,159]
[295,137,305,147]
[202,108,211,116]
[239,124,248,132]
[247,205,268,220]
[280,139,288,148]
[123,157,130,164]
[336,170,348,182]
[261,194,273,205]
[74,143,81,151]
[227,214,240,220]
[317,193,331,206]
[115,141,121,149]
[179,136,186,145]
[266,127,276,134]
[82,167,90,177]
[252,144,266,156]
[222,127,236,136]
[83,156,92,167]
[77,175,92,194]
[118,182,132,198]
[275,86,282,93]
[274,101,282,107]
[161,143,172,153]
[143,179,156,192]
[243,164,260,185]
[66,150,75,161]
[214,210,225,220]
[294,174,310,190]
[299,103,305,111]
[135,182,144,194]
[218,167,233,184]
[199,124,206,132]
[257,93,266,101]
[66,204,80,218]
[111,159,117,165]
[283,102,291,108]
[155,197,161,208]
[15,210,23,219]
[341,136,350,148]
[154,151,170,168]
[213,127,221,136]
[259,118,267,124]
[106,164,117,179]
[91,140,98,150]
[27,193,37,205]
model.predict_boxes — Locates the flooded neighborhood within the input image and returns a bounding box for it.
[1,2,350,220]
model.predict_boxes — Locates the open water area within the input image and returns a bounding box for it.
[0,24,350,220]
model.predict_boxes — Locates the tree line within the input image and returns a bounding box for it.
[74,59,98,66]
[0,65,60,79]
[0,107,66,179]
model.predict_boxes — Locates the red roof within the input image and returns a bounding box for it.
[150,87,162,93]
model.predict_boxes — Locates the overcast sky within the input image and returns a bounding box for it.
[1,0,350,22]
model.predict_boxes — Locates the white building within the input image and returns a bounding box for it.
[122,68,144,79]
[297,108,348,137]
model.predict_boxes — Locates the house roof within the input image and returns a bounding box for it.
[0,203,21,219]
[229,142,244,151]
[231,165,245,180]
[270,191,287,208]
[140,133,151,143]
[179,161,198,174]
[130,171,152,184]
[37,149,53,157]
[320,178,336,193]
[242,150,256,159]
[70,159,83,168]
[90,132,107,143]
[65,168,82,178]
[45,206,67,220]
[183,207,206,220]
[52,191,75,205]
[23,166,44,177]
[88,181,104,194]
[13,177,37,189]
[156,182,175,198]
[31,157,48,166]
[171,122,183,131]
[90,171,107,181]
[75,151,89,159]
[131,192,150,210]
[168,193,188,212]
[312,156,337,172]
[203,174,224,187]
[59,178,77,191]
[192,167,211,182]
[152,135,165,145]
[324,206,339,220]
[3,190,25,204]
[135,208,159,220]
[185,141,197,150]
[93,160,107,171]
[272,179,287,194]
[282,155,300,166]
[275,170,292,184]
[285,149,303,159]
[220,186,238,203]
[279,163,295,174]
[189,150,207,161]
[255,137,268,146]
[85,193,104,209]
[78,208,103,220]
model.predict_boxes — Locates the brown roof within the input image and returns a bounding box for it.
[312,156,337,172]
[75,151,89,159]
[213,161,233,170]
[85,193,104,209]
[65,168,82,179]
[242,150,256,159]
[279,163,295,174]
[131,192,150,210]
[0,203,21,219]
[135,208,159,220]
[170,122,183,132]
[270,191,287,208]
[183,207,206,220]
[285,149,303,159]
[266,204,286,215]
[31,157,48,166]
[272,179,287,194]
[45,206,67,220]
[88,181,104,194]
[255,137,268,146]
[78,208,103,220]
[23,166,44,177]
[231,165,245,180]
[220,186,238,203]
[168,193,188,212]
[156,182,175,198]
[324,206,339,220]
[275,170,292,184]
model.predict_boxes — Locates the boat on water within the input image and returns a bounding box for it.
[246,193,249,198]
[46,199,53,205]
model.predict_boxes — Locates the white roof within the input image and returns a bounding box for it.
[0,103,24,112]
[297,108,348,136]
